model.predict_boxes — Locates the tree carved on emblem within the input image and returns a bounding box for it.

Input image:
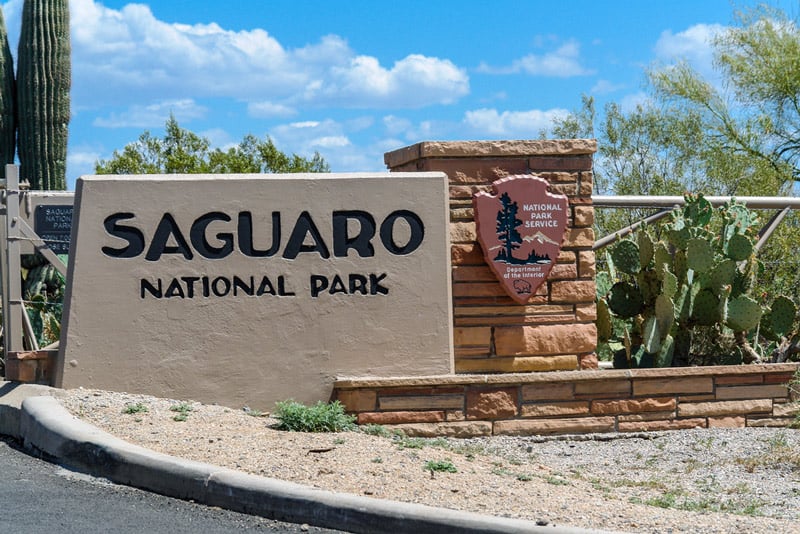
[495,192,523,262]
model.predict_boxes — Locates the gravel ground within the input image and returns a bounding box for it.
[60,388,800,534]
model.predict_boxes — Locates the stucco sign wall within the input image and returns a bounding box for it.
[56,173,453,408]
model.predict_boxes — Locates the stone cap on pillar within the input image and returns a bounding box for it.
[384,139,597,169]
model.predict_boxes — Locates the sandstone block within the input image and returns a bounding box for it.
[573,206,594,227]
[578,353,599,370]
[548,183,578,196]
[357,411,445,425]
[495,324,596,356]
[548,263,578,280]
[451,244,484,265]
[619,418,706,433]
[537,172,578,183]
[494,416,614,436]
[763,372,798,384]
[336,390,377,412]
[773,402,800,417]
[452,266,495,282]
[591,397,676,415]
[574,379,631,397]
[565,228,595,248]
[550,281,595,303]
[714,375,764,386]
[557,251,576,264]
[578,251,596,278]
[528,155,593,172]
[426,158,528,184]
[457,355,579,374]
[379,395,464,411]
[678,399,772,418]
[390,421,493,438]
[746,417,794,428]
[521,401,589,417]
[446,410,466,421]
[575,303,597,321]
[633,377,713,396]
[450,221,476,243]
[715,384,789,401]
[521,383,574,401]
[452,282,505,298]
[453,326,492,347]
[618,411,677,422]
[466,388,518,420]
[708,416,746,428]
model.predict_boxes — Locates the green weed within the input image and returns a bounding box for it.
[273,400,356,432]
[170,402,193,422]
[122,402,148,415]
[425,459,457,473]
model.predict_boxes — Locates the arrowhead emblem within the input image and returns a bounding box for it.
[473,175,569,304]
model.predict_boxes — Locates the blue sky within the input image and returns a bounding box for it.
[1,0,797,189]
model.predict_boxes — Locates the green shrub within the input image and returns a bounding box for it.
[273,400,356,432]
[424,459,457,473]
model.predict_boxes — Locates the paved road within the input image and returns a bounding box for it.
[0,437,345,533]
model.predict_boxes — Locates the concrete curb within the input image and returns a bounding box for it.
[2,385,611,534]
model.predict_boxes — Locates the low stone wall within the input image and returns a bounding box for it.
[334,363,800,437]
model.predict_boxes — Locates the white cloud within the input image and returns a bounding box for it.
[322,54,468,107]
[247,102,297,118]
[591,79,626,94]
[654,23,725,78]
[0,0,469,111]
[92,99,207,128]
[68,148,101,180]
[478,40,594,77]
[463,108,569,137]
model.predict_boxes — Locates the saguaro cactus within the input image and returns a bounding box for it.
[17,0,71,190]
[0,8,14,178]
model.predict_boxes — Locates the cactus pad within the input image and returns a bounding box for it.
[683,195,713,226]
[596,271,613,299]
[637,230,654,269]
[653,242,671,272]
[708,258,736,296]
[667,227,691,250]
[726,233,753,261]
[608,282,644,318]
[692,288,719,326]
[726,295,762,332]
[611,239,640,275]
[597,298,613,342]
[662,270,678,299]
[769,296,797,336]
[687,238,715,273]
[643,315,662,354]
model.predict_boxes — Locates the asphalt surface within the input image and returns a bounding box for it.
[0,436,342,533]
[0,381,606,534]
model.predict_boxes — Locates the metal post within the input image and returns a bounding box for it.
[4,165,24,358]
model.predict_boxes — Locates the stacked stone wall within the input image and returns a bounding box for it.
[334,364,800,437]
[385,140,598,373]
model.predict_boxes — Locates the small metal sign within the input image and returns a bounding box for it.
[473,175,569,303]
[34,204,73,255]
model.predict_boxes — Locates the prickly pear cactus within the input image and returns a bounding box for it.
[598,193,798,368]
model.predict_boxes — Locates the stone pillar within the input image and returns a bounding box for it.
[385,140,598,373]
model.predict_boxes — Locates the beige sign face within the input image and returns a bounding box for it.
[57,173,453,408]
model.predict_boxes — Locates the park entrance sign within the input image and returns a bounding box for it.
[473,175,569,304]
[56,173,453,408]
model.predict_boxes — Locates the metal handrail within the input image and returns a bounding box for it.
[592,195,800,251]
[594,195,800,209]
